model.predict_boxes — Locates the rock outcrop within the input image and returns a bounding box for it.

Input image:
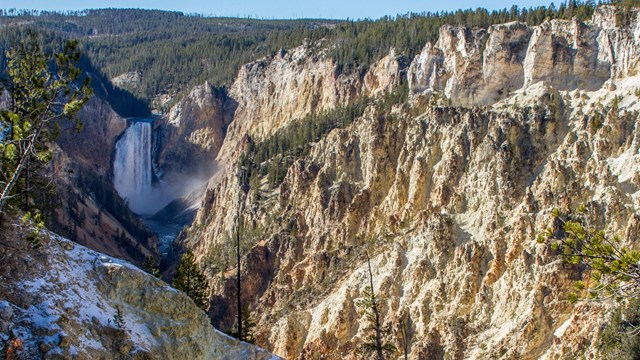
[183,6,640,359]
[57,96,127,175]
[408,6,640,106]
[363,48,405,97]
[218,45,404,161]
[0,227,279,360]
[112,71,142,90]
[161,82,237,175]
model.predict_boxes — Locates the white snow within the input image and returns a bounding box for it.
[13,233,161,354]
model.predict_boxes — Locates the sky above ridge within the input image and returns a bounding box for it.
[3,0,557,20]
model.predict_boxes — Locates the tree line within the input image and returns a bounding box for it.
[0,9,336,105]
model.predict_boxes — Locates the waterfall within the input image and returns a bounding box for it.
[113,121,153,214]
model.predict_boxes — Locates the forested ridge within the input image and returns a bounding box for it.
[1,1,638,110]
[0,10,337,108]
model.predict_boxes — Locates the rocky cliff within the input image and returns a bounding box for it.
[57,97,127,175]
[217,45,403,161]
[0,226,279,359]
[408,6,640,106]
[161,82,237,175]
[184,6,640,359]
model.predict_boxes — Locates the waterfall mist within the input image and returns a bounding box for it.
[113,119,213,216]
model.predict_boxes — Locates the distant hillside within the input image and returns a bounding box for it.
[2,2,631,108]
[0,9,337,108]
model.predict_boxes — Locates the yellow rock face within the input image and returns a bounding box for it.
[185,7,640,359]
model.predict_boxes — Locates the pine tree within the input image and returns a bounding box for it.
[357,252,397,360]
[241,303,257,344]
[0,30,91,221]
[113,306,126,330]
[142,256,161,277]
[399,315,410,360]
[538,205,640,301]
[173,250,209,310]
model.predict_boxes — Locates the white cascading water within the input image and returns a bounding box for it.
[112,118,216,253]
[113,121,153,214]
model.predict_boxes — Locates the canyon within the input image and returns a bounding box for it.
[1,4,640,359]
[181,5,640,359]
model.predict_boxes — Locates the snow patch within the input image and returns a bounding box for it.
[11,234,161,355]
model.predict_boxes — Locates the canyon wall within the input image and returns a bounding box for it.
[57,97,128,175]
[217,45,403,161]
[161,82,236,175]
[408,6,640,106]
[183,6,640,359]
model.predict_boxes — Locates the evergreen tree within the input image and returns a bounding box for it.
[541,205,640,355]
[241,303,257,344]
[0,30,91,222]
[142,256,161,277]
[113,305,126,330]
[539,205,640,301]
[173,250,209,310]
[357,252,397,360]
[399,315,410,360]
[598,298,640,357]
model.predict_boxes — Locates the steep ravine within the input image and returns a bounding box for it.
[184,6,640,359]
[80,81,235,259]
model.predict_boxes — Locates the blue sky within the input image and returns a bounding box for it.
[3,1,556,20]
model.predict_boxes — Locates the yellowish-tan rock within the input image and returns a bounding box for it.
[185,6,640,359]
[409,6,640,106]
